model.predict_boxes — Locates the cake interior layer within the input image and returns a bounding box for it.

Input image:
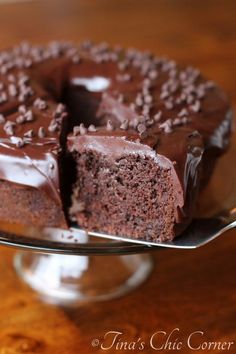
[0,179,66,228]
[70,150,178,242]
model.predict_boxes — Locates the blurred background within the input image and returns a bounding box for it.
[0,0,235,103]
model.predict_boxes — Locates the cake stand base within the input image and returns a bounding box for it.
[14,251,153,306]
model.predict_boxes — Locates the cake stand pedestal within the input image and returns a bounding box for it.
[0,224,154,306]
[14,250,153,306]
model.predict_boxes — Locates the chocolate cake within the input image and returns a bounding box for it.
[0,41,232,242]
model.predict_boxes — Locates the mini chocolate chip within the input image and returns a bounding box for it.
[144,94,153,104]
[7,74,15,82]
[137,123,147,134]
[117,94,124,103]
[148,70,158,80]
[79,123,87,135]
[190,100,201,113]
[34,98,47,110]
[159,119,173,133]
[16,115,25,124]
[18,105,26,114]
[73,126,80,136]
[181,116,190,124]
[188,130,201,138]
[174,117,182,125]
[24,129,34,138]
[8,84,17,97]
[10,136,24,148]
[56,103,66,114]
[25,110,34,122]
[0,92,7,104]
[143,78,152,88]
[154,111,162,122]
[120,119,129,130]
[38,126,46,138]
[48,122,58,133]
[142,105,150,115]
[186,94,194,104]
[4,121,15,135]
[135,96,143,107]
[160,91,169,100]
[129,103,136,111]
[88,124,97,132]
[146,119,154,127]
[164,100,174,110]
[178,108,188,117]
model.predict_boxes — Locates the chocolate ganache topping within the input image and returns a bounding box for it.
[0,41,232,237]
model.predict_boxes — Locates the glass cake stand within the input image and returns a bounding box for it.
[0,138,235,306]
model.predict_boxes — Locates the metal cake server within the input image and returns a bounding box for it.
[0,206,235,255]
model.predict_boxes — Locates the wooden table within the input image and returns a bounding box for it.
[0,1,235,353]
